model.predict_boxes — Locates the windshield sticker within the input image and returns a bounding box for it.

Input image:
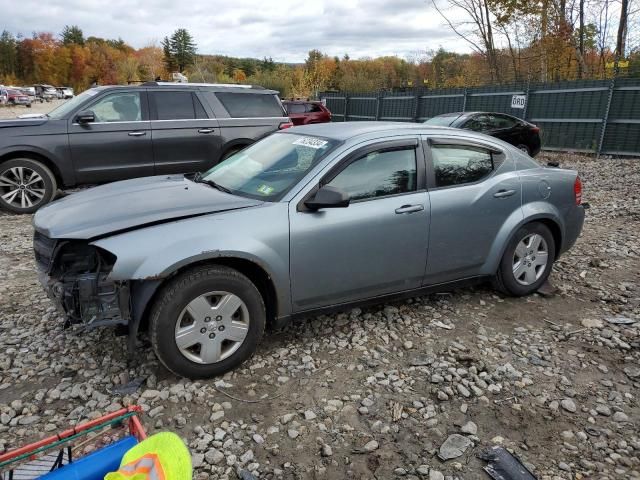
[292,137,328,149]
[257,184,275,195]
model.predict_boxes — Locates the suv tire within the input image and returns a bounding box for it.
[494,222,555,296]
[0,158,57,214]
[149,265,266,379]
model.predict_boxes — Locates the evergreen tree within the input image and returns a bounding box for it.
[61,25,84,45]
[162,29,196,72]
[0,30,18,77]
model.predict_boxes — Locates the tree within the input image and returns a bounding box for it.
[61,25,84,45]
[615,0,630,73]
[162,29,196,72]
[0,31,18,78]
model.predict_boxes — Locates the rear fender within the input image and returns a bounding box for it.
[479,201,564,276]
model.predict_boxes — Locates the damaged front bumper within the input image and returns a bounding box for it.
[34,231,131,329]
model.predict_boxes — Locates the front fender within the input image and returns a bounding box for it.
[92,203,291,317]
[480,201,564,276]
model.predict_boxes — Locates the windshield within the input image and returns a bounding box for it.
[47,89,100,119]
[201,133,339,201]
[424,114,462,127]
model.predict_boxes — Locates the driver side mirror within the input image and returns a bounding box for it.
[75,110,95,124]
[304,185,350,210]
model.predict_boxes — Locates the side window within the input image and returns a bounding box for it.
[327,147,417,201]
[492,114,517,129]
[431,145,494,187]
[90,92,142,122]
[287,103,306,114]
[464,115,492,132]
[152,91,196,120]
[216,92,285,118]
[307,103,323,113]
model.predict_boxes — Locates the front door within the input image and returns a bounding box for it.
[289,138,430,312]
[423,137,523,284]
[68,90,154,184]
[149,90,222,175]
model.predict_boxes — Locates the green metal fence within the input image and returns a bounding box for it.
[320,78,640,156]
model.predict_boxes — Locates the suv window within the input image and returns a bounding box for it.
[327,147,417,201]
[308,103,323,113]
[216,92,284,118]
[152,91,207,120]
[431,145,493,187]
[91,92,142,122]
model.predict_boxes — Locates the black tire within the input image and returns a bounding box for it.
[494,222,555,296]
[149,265,266,379]
[26,104,32,108]
[516,144,530,156]
[0,158,58,214]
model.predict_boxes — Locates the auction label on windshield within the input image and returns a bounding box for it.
[293,137,328,149]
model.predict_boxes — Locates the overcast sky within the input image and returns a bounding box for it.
[0,0,468,62]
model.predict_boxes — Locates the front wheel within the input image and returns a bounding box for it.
[0,158,58,214]
[149,265,266,378]
[494,222,555,296]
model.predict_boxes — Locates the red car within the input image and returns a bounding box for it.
[283,100,331,125]
[6,88,32,107]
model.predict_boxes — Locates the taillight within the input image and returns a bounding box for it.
[530,125,540,133]
[279,122,293,130]
[574,176,582,205]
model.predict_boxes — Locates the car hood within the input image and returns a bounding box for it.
[33,175,264,239]
[0,117,48,127]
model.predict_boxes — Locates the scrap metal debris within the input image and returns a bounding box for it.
[478,446,537,480]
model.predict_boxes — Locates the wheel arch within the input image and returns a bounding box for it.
[131,256,279,342]
[482,209,564,276]
[220,139,254,158]
[0,150,65,187]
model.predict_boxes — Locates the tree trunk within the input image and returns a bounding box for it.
[578,0,585,78]
[615,0,629,75]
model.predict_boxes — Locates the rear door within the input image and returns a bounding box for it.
[422,136,522,284]
[68,90,154,184]
[149,89,221,175]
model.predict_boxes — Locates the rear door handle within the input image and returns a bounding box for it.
[395,204,424,214]
[493,189,516,198]
[128,131,146,137]
[198,128,214,134]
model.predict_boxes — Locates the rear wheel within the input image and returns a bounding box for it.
[221,146,245,161]
[517,144,530,155]
[494,222,555,296]
[0,158,57,214]
[149,265,266,378]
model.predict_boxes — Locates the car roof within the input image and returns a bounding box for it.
[90,83,279,95]
[286,121,459,141]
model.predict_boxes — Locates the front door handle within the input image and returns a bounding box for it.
[198,128,214,134]
[128,131,146,137]
[493,189,516,198]
[395,204,424,214]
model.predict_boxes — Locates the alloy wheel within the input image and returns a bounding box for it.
[512,233,549,286]
[174,291,250,364]
[0,166,47,209]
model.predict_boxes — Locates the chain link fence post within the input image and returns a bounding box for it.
[375,91,382,120]
[523,78,531,120]
[343,94,349,122]
[597,78,616,158]
[462,87,468,112]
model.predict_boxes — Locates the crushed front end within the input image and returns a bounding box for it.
[33,231,130,328]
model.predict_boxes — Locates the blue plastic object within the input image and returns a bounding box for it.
[39,436,138,480]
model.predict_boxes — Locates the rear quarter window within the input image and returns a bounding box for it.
[216,92,285,118]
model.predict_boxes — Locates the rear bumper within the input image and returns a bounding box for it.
[560,205,585,255]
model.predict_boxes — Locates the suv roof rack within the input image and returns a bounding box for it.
[140,81,263,89]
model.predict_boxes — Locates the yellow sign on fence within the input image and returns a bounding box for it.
[606,60,629,69]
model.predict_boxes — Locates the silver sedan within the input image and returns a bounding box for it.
[33,122,585,378]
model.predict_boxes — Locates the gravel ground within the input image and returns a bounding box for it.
[0,99,67,119]
[0,141,639,477]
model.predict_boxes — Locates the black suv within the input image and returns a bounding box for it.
[0,83,291,213]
